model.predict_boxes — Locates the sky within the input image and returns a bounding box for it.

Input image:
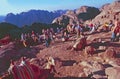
[0,0,115,15]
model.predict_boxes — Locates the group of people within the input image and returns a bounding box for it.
[20,31,40,47]
[84,19,120,42]
[66,22,84,38]
[64,18,120,51]
[19,17,120,49]
[85,20,114,34]
[41,28,56,47]
[20,28,59,48]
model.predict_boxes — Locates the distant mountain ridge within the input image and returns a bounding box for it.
[4,10,67,27]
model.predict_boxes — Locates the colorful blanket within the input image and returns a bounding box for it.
[8,61,51,79]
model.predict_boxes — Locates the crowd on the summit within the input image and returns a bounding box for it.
[19,18,120,48]
[19,27,63,48]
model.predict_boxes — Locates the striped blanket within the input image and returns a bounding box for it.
[8,61,51,79]
[8,61,37,79]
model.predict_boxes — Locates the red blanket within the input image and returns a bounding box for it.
[9,61,51,79]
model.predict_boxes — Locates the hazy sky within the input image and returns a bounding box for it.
[0,0,114,15]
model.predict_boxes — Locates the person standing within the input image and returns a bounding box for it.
[111,18,120,42]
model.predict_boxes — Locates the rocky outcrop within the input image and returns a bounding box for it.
[85,46,95,56]
[92,1,120,24]
[103,47,116,59]
[52,6,100,26]
[76,6,100,20]
[105,67,120,79]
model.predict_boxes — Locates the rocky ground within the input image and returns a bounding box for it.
[37,32,120,79]
[0,31,120,79]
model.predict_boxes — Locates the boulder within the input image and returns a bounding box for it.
[73,36,86,50]
[79,61,92,68]
[78,72,86,77]
[92,74,107,79]
[83,67,92,77]
[103,48,116,59]
[85,46,95,56]
[92,61,104,73]
[108,60,120,67]
[92,1,120,25]
[105,67,120,79]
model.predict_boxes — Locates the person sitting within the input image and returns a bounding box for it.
[88,23,94,31]
[108,20,114,31]
[20,33,25,42]
[90,24,95,34]
[67,24,73,33]
[56,27,60,34]
[44,55,57,74]
[61,28,69,42]
[20,33,28,47]
[103,22,109,32]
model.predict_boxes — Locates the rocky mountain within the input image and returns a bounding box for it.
[52,6,100,26]
[4,10,66,27]
[52,1,120,27]
[91,1,120,24]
